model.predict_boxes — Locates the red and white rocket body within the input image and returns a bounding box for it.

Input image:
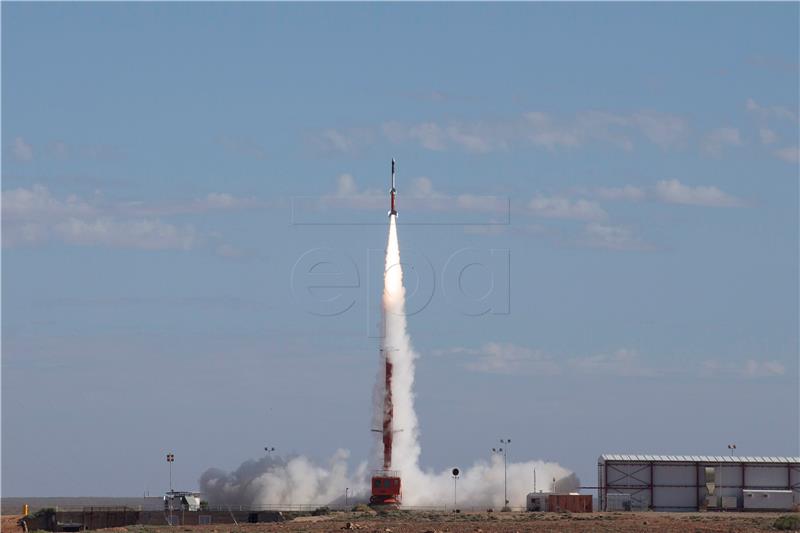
[389,159,397,217]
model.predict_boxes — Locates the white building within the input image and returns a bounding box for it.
[598,454,799,511]
[164,491,203,512]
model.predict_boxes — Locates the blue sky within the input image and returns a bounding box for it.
[2,3,798,497]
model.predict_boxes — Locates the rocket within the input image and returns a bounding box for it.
[389,159,398,217]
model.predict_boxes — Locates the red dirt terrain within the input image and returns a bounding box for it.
[2,514,26,533]
[9,511,793,533]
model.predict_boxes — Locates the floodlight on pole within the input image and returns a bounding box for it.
[500,439,511,507]
[166,453,175,492]
[452,468,460,509]
[492,439,511,509]
[166,453,175,526]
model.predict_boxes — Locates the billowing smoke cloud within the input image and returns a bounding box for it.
[200,215,578,508]
[200,449,369,506]
[400,457,578,508]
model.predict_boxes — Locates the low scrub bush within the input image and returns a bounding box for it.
[774,515,800,531]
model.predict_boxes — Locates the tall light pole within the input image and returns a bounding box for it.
[345,487,349,508]
[492,438,511,509]
[166,453,174,492]
[452,468,460,509]
[723,444,736,511]
[501,438,510,507]
[166,453,175,526]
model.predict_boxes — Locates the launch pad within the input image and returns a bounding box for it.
[369,470,402,507]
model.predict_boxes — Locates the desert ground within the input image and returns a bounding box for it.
[5,510,800,533]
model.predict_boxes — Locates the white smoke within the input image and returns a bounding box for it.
[400,457,577,508]
[377,215,421,475]
[200,449,369,507]
[200,215,578,508]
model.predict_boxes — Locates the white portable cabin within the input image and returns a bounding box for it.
[743,490,795,511]
[526,492,548,512]
[164,491,203,511]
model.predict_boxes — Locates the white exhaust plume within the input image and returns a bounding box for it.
[200,449,369,507]
[374,215,421,474]
[200,215,577,508]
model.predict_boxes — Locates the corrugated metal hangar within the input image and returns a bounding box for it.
[598,454,800,511]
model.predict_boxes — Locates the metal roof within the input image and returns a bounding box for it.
[599,454,800,464]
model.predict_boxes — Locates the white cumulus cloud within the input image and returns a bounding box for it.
[380,108,688,154]
[2,184,95,221]
[435,342,560,376]
[655,179,743,207]
[2,185,199,250]
[773,145,799,163]
[581,223,651,251]
[409,122,448,151]
[54,217,196,250]
[529,194,607,220]
[745,98,797,122]
[630,111,689,149]
[568,348,660,377]
[759,128,778,145]
[11,136,34,161]
[702,359,786,378]
[701,127,742,156]
[594,185,646,201]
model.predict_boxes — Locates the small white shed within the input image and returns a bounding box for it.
[743,490,795,511]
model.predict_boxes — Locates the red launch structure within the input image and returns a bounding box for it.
[371,160,402,507]
[382,354,394,470]
[370,348,402,506]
